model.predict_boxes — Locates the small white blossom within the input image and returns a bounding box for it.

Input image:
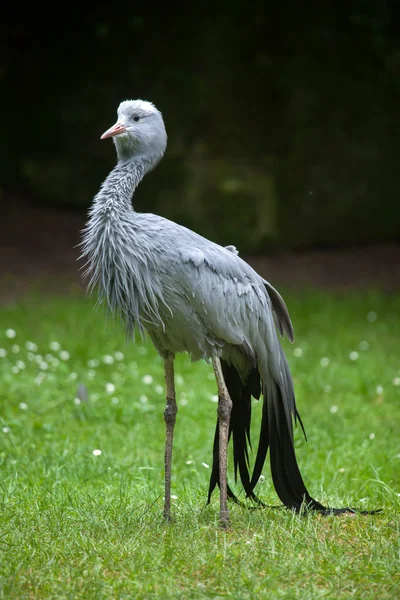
[5,329,16,339]
[142,374,153,385]
[293,347,303,357]
[139,394,148,404]
[349,351,359,361]
[338,467,345,473]
[16,361,25,369]
[114,351,124,361]
[49,341,61,351]
[155,384,163,394]
[202,462,209,469]
[25,341,38,351]
[176,374,184,386]
[11,366,19,374]
[186,460,193,465]
[376,385,384,396]
[369,433,375,440]
[393,377,400,387]
[367,311,377,322]
[45,354,54,361]
[103,354,114,364]
[330,405,338,414]
[87,359,99,368]
[69,372,78,380]
[39,361,48,371]
[59,350,70,361]
[180,397,188,406]
[105,382,115,394]
[111,396,119,404]
[27,352,34,361]
[19,402,28,410]
[0,349,6,357]
[12,345,20,354]
[320,357,330,367]
[87,370,96,380]
[74,397,81,405]
[171,494,178,500]
[359,340,369,351]
[210,394,218,403]
[2,426,10,433]
[51,358,59,367]
[92,449,102,456]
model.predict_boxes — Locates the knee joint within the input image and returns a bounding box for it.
[164,397,177,425]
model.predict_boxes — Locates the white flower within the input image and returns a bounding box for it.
[176,374,184,386]
[142,374,153,385]
[111,396,119,404]
[293,347,303,357]
[376,385,384,396]
[139,394,148,404]
[367,311,377,322]
[87,370,96,380]
[39,361,48,370]
[25,341,38,351]
[16,361,25,369]
[51,358,59,367]
[87,359,99,368]
[2,426,10,433]
[0,349,6,357]
[114,351,124,361]
[12,345,20,354]
[392,377,400,386]
[11,366,19,374]
[59,350,70,361]
[359,340,369,351]
[155,384,163,395]
[180,397,188,406]
[369,433,375,440]
[102,354,114,364]
[338,467,345,473]
[49,341,61,351]
[349,351,359,361]
[92,449,102,456]
[105,382,115,394]
[69,372,78,380]
[186,460,193,465]
[27,352,34,361]
[210,394,218,403]
[202,462,209,469]
[74,397,81,405]
[5,329,16,339]
[171,494,178,500]
[330,405,338,414]
[320,357,330,367]
[19,402,28,410]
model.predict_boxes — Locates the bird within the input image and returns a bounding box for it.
[81,99,377,525]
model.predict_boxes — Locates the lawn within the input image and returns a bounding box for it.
[0,289,399,599]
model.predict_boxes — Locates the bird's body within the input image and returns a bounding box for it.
[82,99,376,524]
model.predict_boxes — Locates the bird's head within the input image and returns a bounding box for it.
[101,99,167,162]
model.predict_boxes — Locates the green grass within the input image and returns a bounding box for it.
[0,289,399,599]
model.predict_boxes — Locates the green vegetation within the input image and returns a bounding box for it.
[0,290,399,598]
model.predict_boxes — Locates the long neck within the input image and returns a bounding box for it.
[91,156,152,216]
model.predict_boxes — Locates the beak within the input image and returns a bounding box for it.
[100,122,127,140]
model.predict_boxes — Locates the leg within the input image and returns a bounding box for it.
[212,356,233,527]
[163,354,177,521]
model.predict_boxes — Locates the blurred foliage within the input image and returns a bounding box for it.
[1,1,400,251]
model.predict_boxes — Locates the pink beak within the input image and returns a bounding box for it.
[100,122,127,140]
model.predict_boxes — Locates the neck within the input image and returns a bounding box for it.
[91,155,155,216]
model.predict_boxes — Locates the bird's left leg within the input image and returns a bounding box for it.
[212,356,233,527]
[163,354,177,521]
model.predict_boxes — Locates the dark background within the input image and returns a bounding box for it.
[1,2,400,297]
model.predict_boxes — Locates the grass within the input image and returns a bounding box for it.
[0,289,399,599]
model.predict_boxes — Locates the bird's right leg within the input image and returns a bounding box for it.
[163,354,177,521]
[212,356,233,527]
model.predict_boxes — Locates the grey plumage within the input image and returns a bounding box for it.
[81,99,377,522]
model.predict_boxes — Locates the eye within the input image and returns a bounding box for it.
[133,115,140,122]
